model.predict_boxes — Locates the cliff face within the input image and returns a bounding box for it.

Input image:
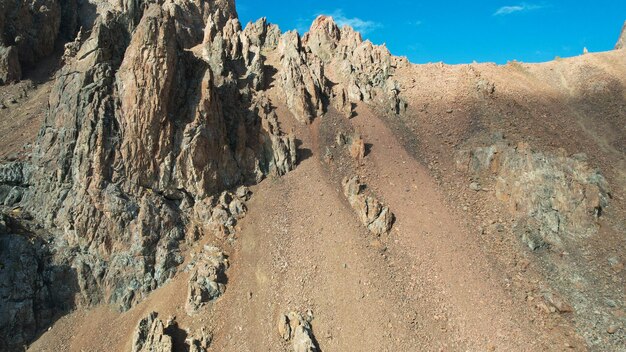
[23,0,300,311]
[1,1,624,351]
[7,2,408,317]
[0,4,411,345]
[0,1,301,348]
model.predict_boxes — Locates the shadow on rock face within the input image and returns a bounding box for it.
[295,139,313,165]
[0,213,79,352]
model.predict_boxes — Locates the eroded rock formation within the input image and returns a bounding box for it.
[277,311,318,352]
[132,312,174,352]
[0,162,30,206]
[458,140,610,251]
[342,176,394,235]
[0,0,82,83]
[185,245,229,315]
[275,15,409,123]
[16,0,296,314]
[0,1,412,349]
[132,312,212,352]
[0,213,76,351]
[0,45,20,84]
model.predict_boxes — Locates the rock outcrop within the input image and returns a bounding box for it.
[616,21,626,50]
[0,162,30,206]
[185,245,229,315]
[0,214,76,352]
[192,187,249,239]
[16,0,296,313]
[275,15,409,124]
[0,1,414,349]
[132,312,174,352]
[303,16,408,115]
[0,0,82,83]
[278,31,327,124]
[132,312,211,352]
[0,45,20,84]
[342,176,394,235]
[458,141,610,250]
[278,311,318,352]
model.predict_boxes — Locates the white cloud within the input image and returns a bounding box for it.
[494,3,543,16]
[324,10,382,34]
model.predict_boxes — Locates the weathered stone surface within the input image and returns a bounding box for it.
[132,312,173,352]
[0,162,31,207]
[278,30,326,124]
[0,161,30,185]
[349,133,366,164]
[187,327,212,352]
[0,219,77,352]
[277,311,318,352]
[459,141,610,250]
[16,0,297,313]
[616,21,626,50]
[185,245,229,315]
[0,45,20,84]
[0,0,60,66]
[342,176,394,235]
[301,15,408,115]
[132,312,211,352]
[0,0,82,81]
[192,189,248,240]
[0,233,47,351]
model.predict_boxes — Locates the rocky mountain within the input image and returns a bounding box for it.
[0,1,624,351]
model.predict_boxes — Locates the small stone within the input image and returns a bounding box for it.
[469,182,482,191]
[607,325,618,334]
[278,314,291,340]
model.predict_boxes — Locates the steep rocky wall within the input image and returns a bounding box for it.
[0,0,82,82]
[2,7,410,316]
[19,0,296,314]
[0,3,413,350]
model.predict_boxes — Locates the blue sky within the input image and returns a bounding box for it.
[236,1,626,64]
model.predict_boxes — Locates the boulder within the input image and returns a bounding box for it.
[349,134,366,164]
